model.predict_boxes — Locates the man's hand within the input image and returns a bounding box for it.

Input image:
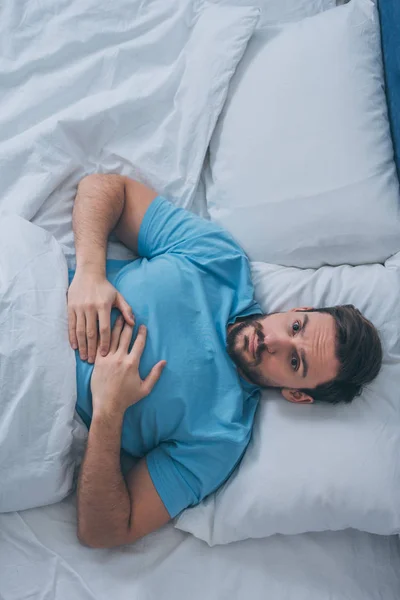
[77,317,170,548]
[68,269,134,363]
[91,316,166,417]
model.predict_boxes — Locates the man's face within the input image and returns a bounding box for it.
[227,308,340,403]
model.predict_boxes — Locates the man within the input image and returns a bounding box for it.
[68,174,382,549]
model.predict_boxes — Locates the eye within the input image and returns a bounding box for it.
[292,320,301,334]
[291,354,299,371]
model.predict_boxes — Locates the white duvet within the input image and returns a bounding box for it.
[0,216,81,512]
[0,0,258,264]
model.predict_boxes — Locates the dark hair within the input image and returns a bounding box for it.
[300,305,383,404]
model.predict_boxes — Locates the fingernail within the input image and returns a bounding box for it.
[72,344,77,350]
[81,355,87,361]
[101,349,107,357]
[88,357,94,364]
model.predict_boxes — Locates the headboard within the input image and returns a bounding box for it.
[378,0,400,180]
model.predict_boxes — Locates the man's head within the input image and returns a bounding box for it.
[226,305,382,404]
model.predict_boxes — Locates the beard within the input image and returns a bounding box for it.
[226,315,270,388]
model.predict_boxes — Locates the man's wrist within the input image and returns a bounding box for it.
[75,261,106,278]
[92,404,125,428]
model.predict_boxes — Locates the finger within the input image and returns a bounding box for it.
[76,312,87,361]
[110,315,124,353]
[118,321,133,354]
[141,361,167,397]
[115,293,135,326]
[130,324,147,361]
[98,307,111,357]
[86,309,98,364]
[68,308,78,350]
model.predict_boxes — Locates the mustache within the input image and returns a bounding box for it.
[247,322,267,366]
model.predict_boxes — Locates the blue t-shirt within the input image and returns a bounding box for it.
[72,197,262,518]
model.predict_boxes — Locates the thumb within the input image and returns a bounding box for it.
[142,361,167,397]
[115,293,135,325]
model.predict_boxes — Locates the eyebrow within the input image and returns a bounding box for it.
[300,314,309,379]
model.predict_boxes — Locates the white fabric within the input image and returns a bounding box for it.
[206,0,400,268]
[176,252,400,544]
[0,0,259,265]
[1,494,400,600]
[0,0,260,512]
[1,0,399,595]
[0,216,85,512]
[207,0,336,27]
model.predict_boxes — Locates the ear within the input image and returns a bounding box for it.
[281,388,314,404]
[289,306,314,313]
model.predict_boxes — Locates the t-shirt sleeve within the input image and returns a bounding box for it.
[146,439,247,519]
[146,445,198,518]
[138,196,245,264]
[137,197,260,318]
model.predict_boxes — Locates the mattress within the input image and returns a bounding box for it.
[1,493,400,600]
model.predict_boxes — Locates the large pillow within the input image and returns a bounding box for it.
[0,216,86,512]
[175,252,400,544]
[209,0,336,27]
[206,0,400,268]
[0,0,259,264]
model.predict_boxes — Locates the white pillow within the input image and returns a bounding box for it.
[208,0,336,27]
[206,0,400,268]
[0,216,85,512]
[175,252,400,544]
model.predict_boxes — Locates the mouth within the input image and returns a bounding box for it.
[249,330,257,359]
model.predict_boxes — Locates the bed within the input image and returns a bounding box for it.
[1,1,400,599]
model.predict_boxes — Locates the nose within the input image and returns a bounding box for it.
[264,331,292,354]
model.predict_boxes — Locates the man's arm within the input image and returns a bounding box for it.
[77,317,169,549]
[68,174,156,361]
[77,412,170,549]
[73,174,157,271]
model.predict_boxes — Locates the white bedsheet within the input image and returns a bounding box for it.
[1,494,400,600]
